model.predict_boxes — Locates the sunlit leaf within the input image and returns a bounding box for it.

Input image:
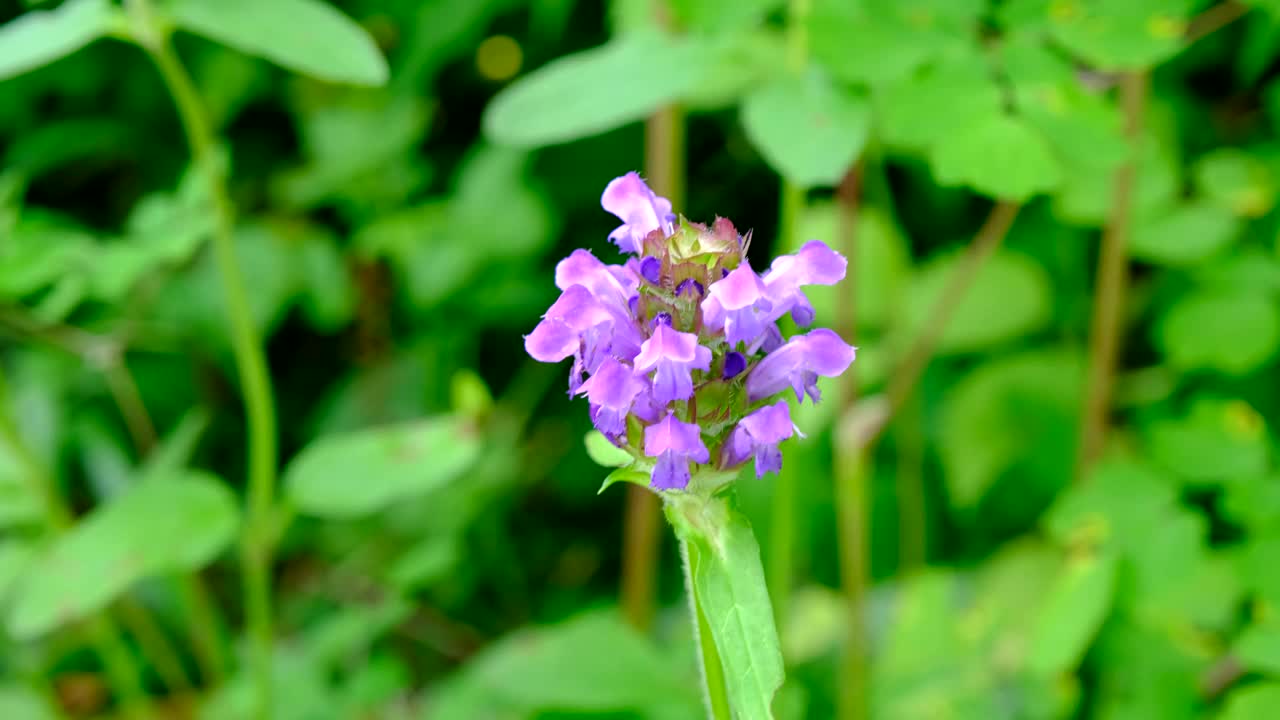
[1157,292,1280,375]
[1048,0,1194,70]
[1130,202,1241,266]
[1193,148,1277,218]
[1027,552,1118,674]
[171,0,388,86]
[6,472,239,639]
[584,431,633,468]
[0,0,115,81]
[1219,683,1280,720]
[285,417,481,518]
[929,112,1063,200]
[741,68,872,187]
[1146,398,1269,485]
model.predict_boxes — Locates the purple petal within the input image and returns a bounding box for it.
[745,328,855,403]
[639,256,661,284]
[803,328,858,376]
[753,444,783,478]
[707,265,767,311]
[762,241,847,324]
[645,413,709,460]
[525,319,579,362]
[651,451,690,490]
[740,401,795,445]
[602,172,675,254]
[578,357,643,410]
[723,351,747,379]
[555,250,637,306]
[634,324,701,369]
[524,285,611,363]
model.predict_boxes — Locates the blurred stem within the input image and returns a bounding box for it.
[768,181,806,631]
[894,392,927,571]
[178,573,227,687]
[103,363,156,455]
[621,77,686,630]
[115,599,192,693]
[132,4,279,715]
[680,539,731,720]
[0,373,151,719]
[833,164,870,720]
[1187,1,1249,44]
[1076,72,1148,479]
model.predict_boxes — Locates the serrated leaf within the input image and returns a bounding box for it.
[584,431,633,467]
[1027,552,1118,675]
[285,417,481,518]
[0,0,114,81]
[7,472,239,639]
[741,68,871,187]
[904,250,1053,354]
[484,32,706,148]
[929,112,1062,200]
[1157,292,1280,375]
[1130,202,1241,266]
[171,0,388,86]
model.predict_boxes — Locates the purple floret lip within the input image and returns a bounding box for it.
[745,328,856,403]
[633,324,713,405]
[703,265,773,348]
[722,401,795,478]
[761,240,847,325]
[602,172,675,254]
[577,357,645,438]
[645,412,709,490]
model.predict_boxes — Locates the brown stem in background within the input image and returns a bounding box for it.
[1076,72,1148,479]
[885,201,1021,420]
[104,364,157,455]
[621,102,686,631]
[1187,1,1249,44]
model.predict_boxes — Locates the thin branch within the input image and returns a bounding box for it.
[1187,1,1249,45]
[1076,72,1148,478]
[103,364,157,455]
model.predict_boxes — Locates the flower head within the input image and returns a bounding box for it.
[524,172,855,492]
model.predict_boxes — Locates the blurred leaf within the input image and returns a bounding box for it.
[0,444,43,530]
[296,235,355,332]
[1146,398,1269,485]
[668,0,783,32]
[1016,82,1129,173]
[0,0,115,81]
[741,68,871,188]
[6,472,238,639]
[1053,133,1180,226]
[1044,460,1178,549]
[1027,552,1117,675]
[1219,683,1280,720]
[878,55,1003,151]
[810,0,980,88]
[484,32,707,148]
[904,250,1053,354]
[1237,623,1280,676]
[674,498,784,720]
[386,535,459,591]
[1130,202,1241,266]
[171,0,388,86]
[427,611,702,718]
[1193,148,1277,218]
[939,349,1084,509]
[137,408,211,485]
[782,584,845,664]
[1222,476,1280,536]
[0,686,56,720]
[929,112,1062,200]
[584,431,633,467]
[1047,0,1193,70]
[0,541,33,605]
[1157,292,1280,375]
[285,417,481,518]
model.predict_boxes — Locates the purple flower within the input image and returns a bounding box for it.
[644,412,710,490]
[577,357,646,439]
[723,351,747,379]
[702,265,772,348]
[524,285,612,366]
[602,172,674,254]
[555,249,637,307]
[762,241,847,326]
[633,324,712,405]
[745,328,856,403]
[722,401,795,478]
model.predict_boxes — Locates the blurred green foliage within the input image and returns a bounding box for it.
[2,0,1280,718]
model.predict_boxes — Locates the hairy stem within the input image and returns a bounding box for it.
[134,9,279,715]
[1076,72,1147,479]
[680,538,732,720]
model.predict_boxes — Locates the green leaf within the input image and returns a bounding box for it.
[1027,552,1118,675]
[903,250,1053,354]
[1146,398,1270,485]
[1157,292,1280,375]
[938,349,1085,509]
[1048,0,1193,70]
[1219,683,1280,720]
[6,472,239,639]
[170,0,388,86]
[929,112,1062,200]
[741,68,871,187]
[598,466,652,494]
[1052,133,1180,226]
[1236,623,1280,676]
[0,686,56,720]
[878,56,1003,151]
[137,408,211,485]
[584,431,633,467]
[1130,202,1241,266]
[484,32,706,148]
[285,417,481,518]
[1044,460,1178,549]
[0,0,115,81]
[809,0,980,88]
[1193,148,1277,218]
[668,0,783,32]
[429,611,701,718]
[668,495,785,720]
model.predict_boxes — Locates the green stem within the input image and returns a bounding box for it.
[178,573,228,686]
[681,538,732,720]
[131,5,279,715]
[833,430,868,720]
